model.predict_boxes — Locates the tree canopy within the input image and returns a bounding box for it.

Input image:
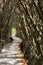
[0,0,43,65]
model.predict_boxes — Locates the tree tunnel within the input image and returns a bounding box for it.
[0,0,43,65]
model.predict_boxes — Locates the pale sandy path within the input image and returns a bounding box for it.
[0,36,27,65]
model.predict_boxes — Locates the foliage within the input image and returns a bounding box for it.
[0,0,43,65]
[11,27,16,35]
[14,0,43,65]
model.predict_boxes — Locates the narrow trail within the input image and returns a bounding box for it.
[0,36,27,65]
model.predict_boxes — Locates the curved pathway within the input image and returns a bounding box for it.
[0,36,27,65]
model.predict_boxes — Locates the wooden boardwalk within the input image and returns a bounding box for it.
[0,36,27,65]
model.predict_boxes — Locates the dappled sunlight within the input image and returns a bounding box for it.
[0,0,43,65]
[0,36,27,65]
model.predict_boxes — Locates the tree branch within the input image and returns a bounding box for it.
[32,0,43,21]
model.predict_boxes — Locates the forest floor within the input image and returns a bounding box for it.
[0,35,27,65]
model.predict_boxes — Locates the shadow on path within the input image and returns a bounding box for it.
[0,36,27,65]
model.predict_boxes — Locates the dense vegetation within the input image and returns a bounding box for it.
[0,0,43,65]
